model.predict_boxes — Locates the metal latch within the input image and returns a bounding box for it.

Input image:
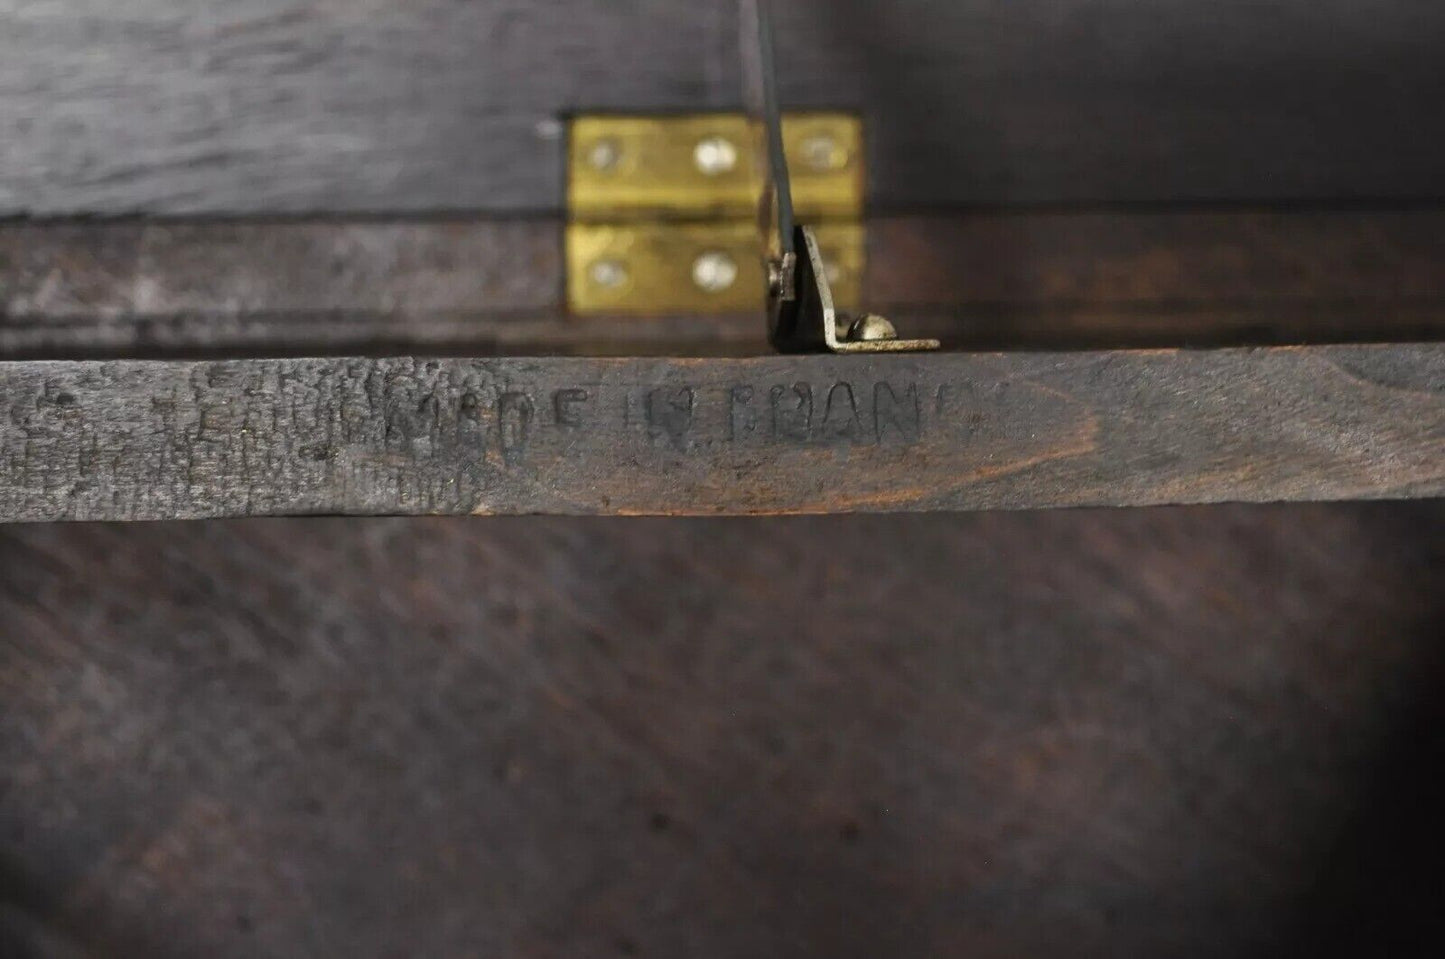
[741,0,938,354]
[566,113,865,316]
[568,0,937,354]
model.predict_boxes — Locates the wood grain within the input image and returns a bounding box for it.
[5,212,1444,358]
[0,345,1439,522]
[3,1,1442,214]
[3,6,1442,959]
[0,220,561,320]
[2,505,1443,957]
[869,211,1445,309]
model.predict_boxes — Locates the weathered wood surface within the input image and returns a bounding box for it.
[0,219,561,320]
[1,345,1440,522]
[5,211,1444,358]
[3,5,1442,958]
[3,1,1443,214]
[3,505,1443,957]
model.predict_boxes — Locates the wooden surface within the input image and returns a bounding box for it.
[2,1,1443,214]
[0,346,1440,522]
[3,505,1443,957]
[3,2,1444,955]
[5,211,1445,359]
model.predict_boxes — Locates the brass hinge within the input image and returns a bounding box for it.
[566,112,865,316]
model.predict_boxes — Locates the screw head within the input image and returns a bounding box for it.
[588,259,630,290]
[692,251,739,293]
[799,134,851,173]
[693,136,739,176]
[844,314,898,343]
[586,138,623,172]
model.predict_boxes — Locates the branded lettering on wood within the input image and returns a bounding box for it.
[0,347,1440,521]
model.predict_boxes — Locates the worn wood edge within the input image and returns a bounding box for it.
[867,211,1445,308]
[4,212,1444,358]
[1,345,1440,521]
[5,212,1444,318]
[0,219,564,320]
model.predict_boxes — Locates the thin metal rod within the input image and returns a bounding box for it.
[740,0,795,254]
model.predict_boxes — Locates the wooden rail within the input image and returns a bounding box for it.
[4,212,1445,358]
[2,344,1439,521]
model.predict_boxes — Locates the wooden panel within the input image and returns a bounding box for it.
[2,1,1442,214]
[0,345,1439,522]
[870,211,1445,309]
[2,505,1443,956]
[874,210,1445,348]
[790,0,1445,209]
[5,211,1444,358]
[0,0,728,216]
[0,220,560,319]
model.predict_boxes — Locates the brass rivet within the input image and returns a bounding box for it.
[588,259,630,290]
[693,136,739,176]
[799,134,850,173]
[692,251,739,293]
[844,314,898,342]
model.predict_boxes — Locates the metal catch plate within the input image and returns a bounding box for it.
[567,221,863,316]
[568,113,863,223]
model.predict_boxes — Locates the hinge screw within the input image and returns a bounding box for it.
[692,251,739,293]
[693,137,739,176]
[586,139,623,172]
[588,259,630,290]
[799,134,851,173]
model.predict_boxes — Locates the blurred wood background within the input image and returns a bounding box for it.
[2,0,1443,956]
[3,0,1443,215]
[3,510,1444,957]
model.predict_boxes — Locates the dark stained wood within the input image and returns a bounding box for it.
[2,504,1443,957]
[2,1,1442,214]
[6,211,1444,359]
[4,4,1443,958]
[870,211,1445,309]
[0,219,574,359]
[0,220,561,320]
[0,1,732,216]
[875,209,1445,348]
[0,345,1440,522]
